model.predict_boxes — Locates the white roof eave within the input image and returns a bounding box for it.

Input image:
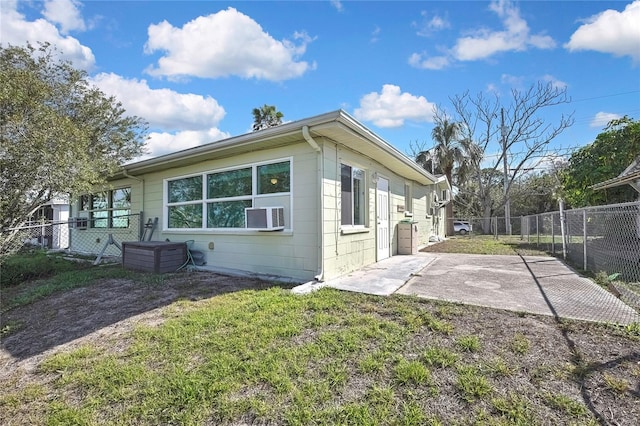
[120,110,438,185]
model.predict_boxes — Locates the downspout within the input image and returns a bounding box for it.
[302,125,324,281]
[122,169,145,239]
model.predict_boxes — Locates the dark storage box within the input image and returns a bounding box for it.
[122,241,187,273]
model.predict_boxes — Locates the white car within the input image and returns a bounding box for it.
[454,220,472,235]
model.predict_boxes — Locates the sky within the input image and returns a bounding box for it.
[2,0,639,167]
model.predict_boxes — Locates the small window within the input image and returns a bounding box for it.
[168,204,202,229]
[404,183,413,213]
[207,168,252,199]
[341,164,366,226]
[168,176,202,203]
[207,200,252,228]
[258,161,290,194]
[80,188,131,228]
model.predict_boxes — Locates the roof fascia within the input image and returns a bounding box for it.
[123,110,343,175]
[332,111,438,184]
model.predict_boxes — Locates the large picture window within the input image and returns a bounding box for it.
[165,159,291,230]
[80,187,131,228]
[341,164,366,226]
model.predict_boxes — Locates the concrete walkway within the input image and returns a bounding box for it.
[295,253,640,325]
[292,254,437,296]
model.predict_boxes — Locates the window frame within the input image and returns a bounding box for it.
[404,182,413,214]
[340,163,368,229]
[163,158,292,231]
[79,187,131,229]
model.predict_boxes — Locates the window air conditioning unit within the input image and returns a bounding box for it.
[245,207,285,231]
[69,217,88,230]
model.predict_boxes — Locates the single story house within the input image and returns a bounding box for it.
[27,196,70,249]
[69,110,449,282]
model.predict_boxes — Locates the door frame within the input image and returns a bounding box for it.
[376,176,390,261]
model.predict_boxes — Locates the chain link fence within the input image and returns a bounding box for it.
[450,216,522,237]
[1,213,142,263]
[521,201,640,283]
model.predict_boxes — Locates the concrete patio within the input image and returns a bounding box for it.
[294,252,640,325]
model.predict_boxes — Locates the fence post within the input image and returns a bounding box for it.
[582,209,587,271]
[520,216,523,240]
[559,198,567,260]
[536,215,539,246]
[493,217,497,239]
[551,214,555,254]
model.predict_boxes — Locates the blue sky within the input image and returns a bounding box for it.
[2,0,639,166]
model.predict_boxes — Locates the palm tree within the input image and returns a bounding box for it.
[252,105,283,131]
[417,117,481,236]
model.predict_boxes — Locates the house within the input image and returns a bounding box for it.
[27,196,70,249]
[68,110,448,282]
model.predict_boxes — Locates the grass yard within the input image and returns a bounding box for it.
[421,235,551,257]
[1,241,639,425]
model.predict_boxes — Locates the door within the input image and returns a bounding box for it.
[376,177,390,260]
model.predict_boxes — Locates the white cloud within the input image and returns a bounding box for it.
[590,112,622,128]
[413,11,450,37]
[371,26,381,43]
[408,52,450,70]
[410,0,555,70]
[42,0,86,34]
[331,1,344,13]
[91,73,230,158]
[541,74,567,90]
[144,7,315,81]
[141,128,231,160]
[0,0,95,70]
[91,73,226,132]
[565,0,640,62]
[453,0,555,61]
[354,85,436,128]
[501,73,526,88]
[486,83,500,94]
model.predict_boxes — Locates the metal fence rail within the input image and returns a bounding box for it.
[522,201,640,283]
[1,214,141,262]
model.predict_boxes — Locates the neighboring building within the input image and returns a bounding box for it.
[591,156,640,196]
[69,110,449,282]
[28,196,70,249]
[591,156,640,238]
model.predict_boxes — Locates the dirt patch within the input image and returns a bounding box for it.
[1,271,639,425]
[0,271,285,377]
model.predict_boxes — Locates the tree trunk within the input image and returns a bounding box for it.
[445,169,455,236]
[481,201,493,234]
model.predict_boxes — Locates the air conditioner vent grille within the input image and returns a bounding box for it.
[245,207,285,231]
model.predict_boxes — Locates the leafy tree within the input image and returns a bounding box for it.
[0,43,147,258]
[450,81,573,232]
[252,104,283,131]
[562,117,639,207]
[415,112,481,235]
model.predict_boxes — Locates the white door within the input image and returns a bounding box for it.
[376,177,390,260]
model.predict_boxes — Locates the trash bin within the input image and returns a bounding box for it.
[398,221,418,255]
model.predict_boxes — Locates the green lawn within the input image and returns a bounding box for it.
[421,235,551,256]
[1,241,639,425]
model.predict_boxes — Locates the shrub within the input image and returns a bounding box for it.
[0,250,78,287]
